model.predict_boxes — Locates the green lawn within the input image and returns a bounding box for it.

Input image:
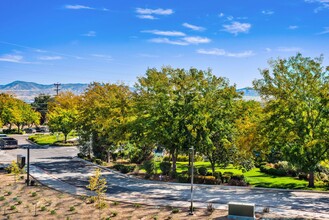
[137,161,328,191]
[28,132,77,146]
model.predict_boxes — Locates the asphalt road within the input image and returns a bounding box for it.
[1,135,329,219]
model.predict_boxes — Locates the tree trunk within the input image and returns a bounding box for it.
[308,171,315,188]
[64,133,68,143]
[171,150,177,174]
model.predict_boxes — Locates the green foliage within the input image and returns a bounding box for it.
[171,208,179,213]
[143,160,156,177]
[0,196,5,201]
[87,168,107,210]
[50,209,56,215]
[198,166,208,176]
[159,161,171,175]
[40,206,46,211]
[10,205,16,210]
[69,206,75,211]
[253,53,329,187]
[31,93,54,125]
[31,192,37,197]
[6,161,21,183]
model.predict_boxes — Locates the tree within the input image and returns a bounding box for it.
[31,94,54,125]
[78,83,133,160]
[134,67,240,174]
[253,53,329,187]
[87,168,107,213]
[48,91,80,143]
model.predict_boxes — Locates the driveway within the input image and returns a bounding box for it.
[1,135,329,219]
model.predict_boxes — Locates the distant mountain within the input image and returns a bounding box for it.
[0,81,261,103]
[0,81,88,103]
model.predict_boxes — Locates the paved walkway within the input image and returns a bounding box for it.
[29,158,329,219]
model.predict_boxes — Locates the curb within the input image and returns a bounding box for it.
[73,157,329,194]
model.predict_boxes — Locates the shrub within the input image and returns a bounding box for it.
[50,209,56,215]
[198,166,208,176]
[31,192,37,197]
[113,201,119,206]
[10,205,16,210]
[0,196,5,201]
[143,160,155,177]
[159,161,171,175]
[176,155,189,162]
[69,206,75,211]
[41,206,46,211]
[172,208,179,213]
[207,203,215,213]
[188,166,198,175]
[177,174,189,183]
[111,211,118,217]
[204,176,218,185]
[95,159,103,165]
[17,200,22,205]
[133,203,141,208]
[298,173,308,180]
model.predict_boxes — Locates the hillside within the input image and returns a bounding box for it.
[0,81,261,103]
[0,81,88,103]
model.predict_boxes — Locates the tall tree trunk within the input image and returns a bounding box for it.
[171,149,177,174]
[308,171,315,188]
[64,133,68,143]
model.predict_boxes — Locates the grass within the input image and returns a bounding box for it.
[28,132,77,146]
[136,161,327,191]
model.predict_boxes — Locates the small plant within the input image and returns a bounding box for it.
[40,206,46,211]
[171,208,179,213]
[31,192,37,197]
[69,206,75,211]
[153,215,158,220]
[10,205,16,210]
[6,191,12,196]
[111,211,118,217]
[0,196,5,201]
[105,217,111,220]
[17,200,22,205]
[133,203,141,208]
[112,201,119,206]
[207,203,215,213]
[50,209,56,215]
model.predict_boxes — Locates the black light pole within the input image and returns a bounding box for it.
[27,147,30,186]
[189,146,194,215]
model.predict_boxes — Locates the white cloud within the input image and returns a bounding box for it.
[142,30,186,36]
[219,13,225,17]
[182,23,205,31]
[183,36,211,44]
[262,10,274,15]
[64,5,95,10]
[0,54,29,63]
[82,31,96,37]
[265,48,272,52]
[223,22,251,35]
[38,56,62,61]
[288,25,299,30]
[305,0,329,12]
[226,16,234,21]
[137,15,156,20]
[136,8,174,15]
[138,54,159,58]
[277,47,302,52]
[197,48,255,58]
[149,38,188,46]
[317,27,329,34]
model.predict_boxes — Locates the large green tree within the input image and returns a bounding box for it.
[253,53,329,187]
[134,67,240,174]
[31,94,54,125]
[78,83,133,160]
[48,91,80,143]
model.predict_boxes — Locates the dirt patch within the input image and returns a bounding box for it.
[0,171,307,219]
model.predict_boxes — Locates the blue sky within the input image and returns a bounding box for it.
[0,0,329,88]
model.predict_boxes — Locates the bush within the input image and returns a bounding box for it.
[143,160,155,177]
[41,206,46,211]
[177,174,189,183]
[198,166,208,176]
[0,196,5,201]
[95,159,103,165]
[204,176,218,185]
[172,208,179,213]
[177,155,189,162]
[188,166,198,175]
[10,205,16,210]
[112,164,135,174]
[159,161,171,175]
[69,206,75,211]
[50,210,56,215]
[298,173,308,180]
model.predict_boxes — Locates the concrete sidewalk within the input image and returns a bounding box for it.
[29,162,329,220]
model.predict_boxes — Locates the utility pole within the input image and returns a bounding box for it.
[54,82,61,96]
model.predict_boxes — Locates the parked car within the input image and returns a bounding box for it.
[36,126,49,133]
[24,128,36,134]
[0,137,18,149]
[0,134,7,138]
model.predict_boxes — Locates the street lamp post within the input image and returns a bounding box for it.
[189,146,194,215]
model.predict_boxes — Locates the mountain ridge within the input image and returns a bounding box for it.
[0,81,260,102]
